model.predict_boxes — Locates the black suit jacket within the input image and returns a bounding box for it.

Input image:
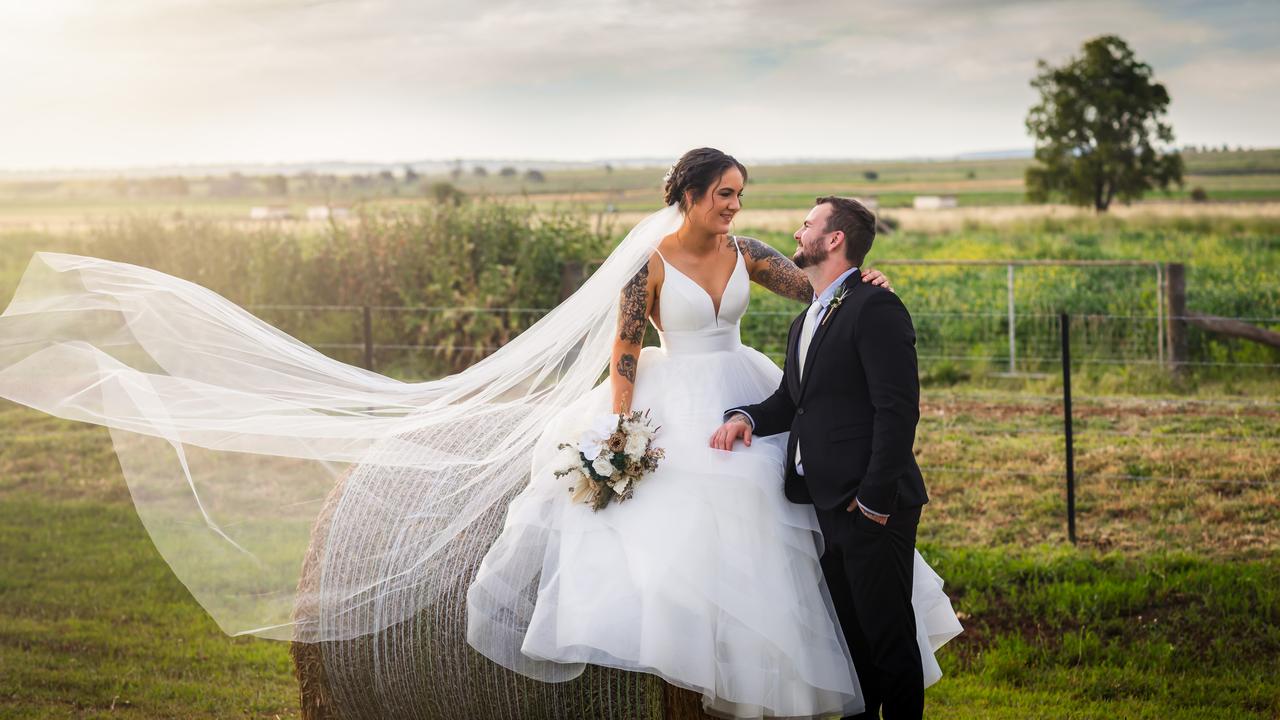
[730,270,928,514]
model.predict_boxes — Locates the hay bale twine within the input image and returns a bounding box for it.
[291,474,716,720]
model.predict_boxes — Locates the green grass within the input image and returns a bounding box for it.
[0,497,297,718]
[0,407,299,718]
[3,386,1279,717]
[923,546,1280,719]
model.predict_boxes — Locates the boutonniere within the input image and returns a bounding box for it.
[820,286,849,327]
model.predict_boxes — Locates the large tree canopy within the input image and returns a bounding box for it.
[1025,35,1183,211]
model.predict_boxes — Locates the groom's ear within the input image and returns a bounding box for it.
[828,230,846,253]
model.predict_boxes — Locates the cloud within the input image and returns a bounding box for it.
[0,0,1276,167]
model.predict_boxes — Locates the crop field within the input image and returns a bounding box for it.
[3,149,1280,233]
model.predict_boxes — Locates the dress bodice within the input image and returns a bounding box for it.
[652,237,749,354]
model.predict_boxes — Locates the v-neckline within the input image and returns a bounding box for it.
[658,242,743,322]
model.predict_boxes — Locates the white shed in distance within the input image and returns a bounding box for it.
[306,206,351,221]
[912,195,958,210]
[249,205,293,220]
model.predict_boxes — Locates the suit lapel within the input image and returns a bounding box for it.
[798,270,862,399]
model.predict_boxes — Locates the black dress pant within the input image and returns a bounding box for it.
[814,503,924,720]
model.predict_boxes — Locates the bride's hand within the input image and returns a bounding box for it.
[710,414,753,451]
[861,268,893,293]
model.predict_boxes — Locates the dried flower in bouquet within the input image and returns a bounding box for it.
[554,410,664,512]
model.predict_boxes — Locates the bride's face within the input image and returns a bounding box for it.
[687,167,744,234]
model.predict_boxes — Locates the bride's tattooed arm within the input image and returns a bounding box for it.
[611,257,658,414]
[734,236,895,300]
[734,237,812,303]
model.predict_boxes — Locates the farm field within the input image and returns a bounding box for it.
[3,149,1280,233]
[0,196,1276,717]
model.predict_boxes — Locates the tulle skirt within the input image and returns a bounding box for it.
[467,342,960,719]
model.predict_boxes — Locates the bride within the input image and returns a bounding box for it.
[466,148,960,719]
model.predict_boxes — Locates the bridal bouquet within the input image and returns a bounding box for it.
[555,410,664,512]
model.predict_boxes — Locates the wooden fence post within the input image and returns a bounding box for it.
[1164,263,1188,372]
[559,262,586,303]
[362,305,374,372]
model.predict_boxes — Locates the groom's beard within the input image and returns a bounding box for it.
[793,244,828,269]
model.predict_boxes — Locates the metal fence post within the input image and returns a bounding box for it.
[1007,264,1016,374]
[1060,311,1076,544]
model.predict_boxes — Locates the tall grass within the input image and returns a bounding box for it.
[2,206,1276,382]
[0,202,609,377]
[742,215,1280,379]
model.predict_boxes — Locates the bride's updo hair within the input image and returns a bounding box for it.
[663,148,748,212]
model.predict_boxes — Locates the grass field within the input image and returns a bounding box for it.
[1,192,1277,716]
[2,387,1277,717]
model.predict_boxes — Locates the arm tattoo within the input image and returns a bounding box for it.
[618,263,649,344]
[739,237,813,303]
[616,353,637,383]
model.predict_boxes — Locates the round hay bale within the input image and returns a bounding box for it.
[290,473,716,720]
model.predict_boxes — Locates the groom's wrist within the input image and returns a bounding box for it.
[724,410,755,429]
[856,499,889,519]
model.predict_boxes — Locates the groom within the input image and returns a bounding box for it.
[711,196,928,719]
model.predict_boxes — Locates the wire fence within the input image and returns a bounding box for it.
[4,296,1271,551]
[118,301,1280,549]
[243,302,1280,378]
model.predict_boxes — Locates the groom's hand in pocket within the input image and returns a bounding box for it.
[710,415,753,451]
[848,500,890,525]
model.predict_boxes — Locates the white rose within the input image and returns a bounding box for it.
[591,454,617,478]
[624,433,648,460]
[555,444,583,473]
[579,413,620,460]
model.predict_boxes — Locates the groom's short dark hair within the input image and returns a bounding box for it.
[815,196,876,266]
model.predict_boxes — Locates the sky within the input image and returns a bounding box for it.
[1,0,1277,170]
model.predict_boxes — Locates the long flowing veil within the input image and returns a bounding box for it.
[0,203,683,642]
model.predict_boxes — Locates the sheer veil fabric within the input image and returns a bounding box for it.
[0,204,684,642]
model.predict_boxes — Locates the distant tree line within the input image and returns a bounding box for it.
[28,164,555,201]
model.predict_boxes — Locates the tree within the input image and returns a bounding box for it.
[263,174,289,196]
[499,166,517,178]
[1024,35,1183,212]
[428,181,465,206]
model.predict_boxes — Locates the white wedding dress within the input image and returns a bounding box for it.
[467,238,962,719]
